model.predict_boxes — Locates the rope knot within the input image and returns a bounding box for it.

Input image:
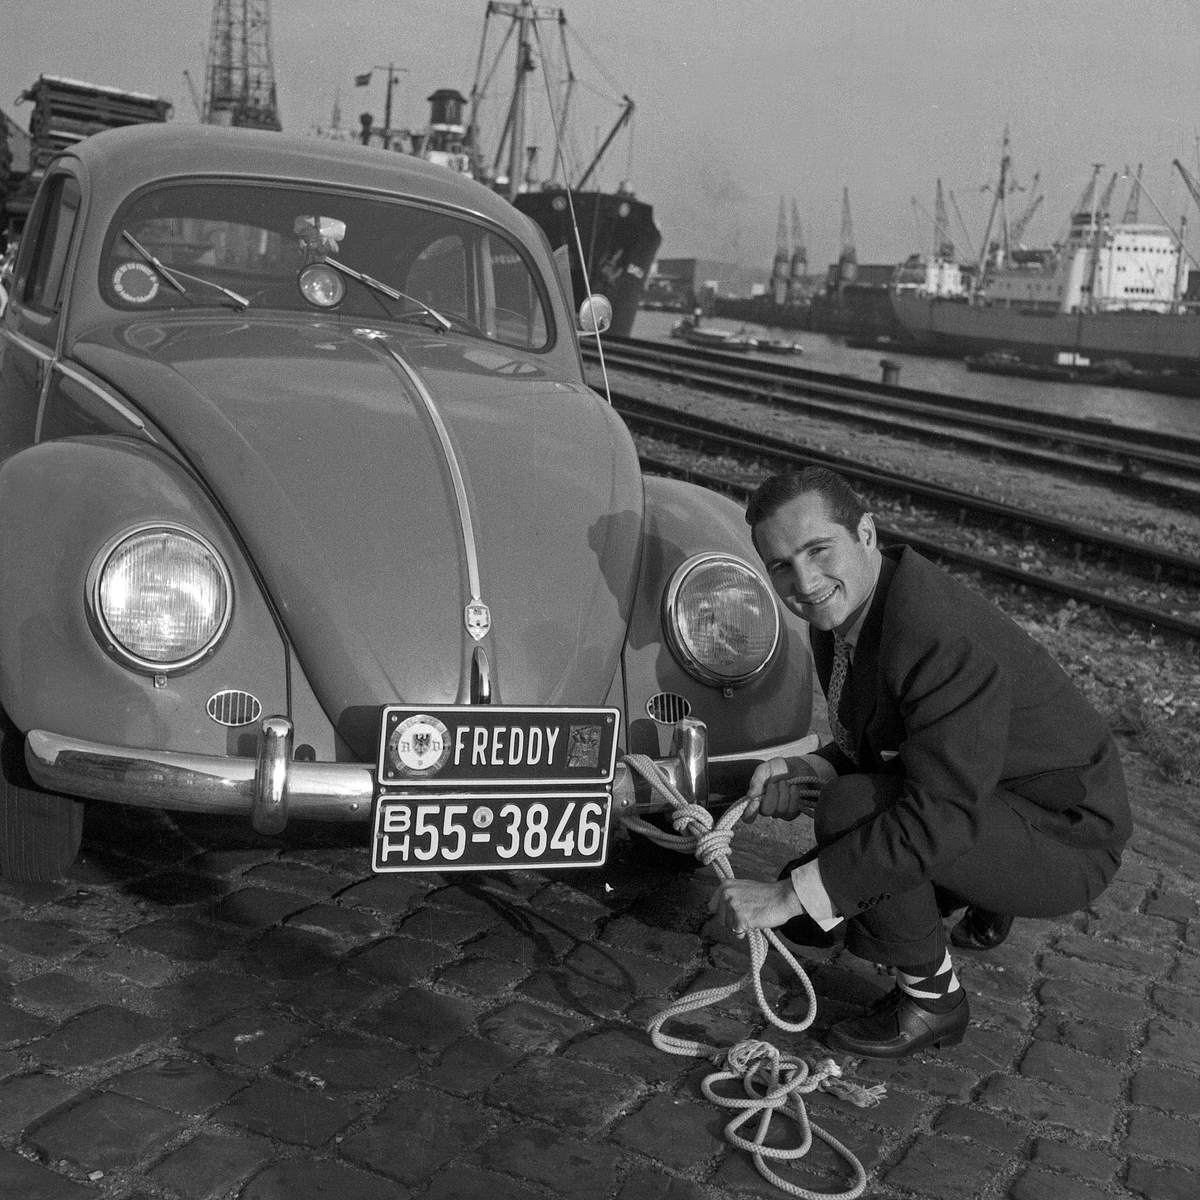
[693,824,734,865]
[669,801,712,837]
[724,1038,775,1072]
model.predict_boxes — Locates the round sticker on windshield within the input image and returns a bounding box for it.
[112,261,159,303]
[387,714,451,778]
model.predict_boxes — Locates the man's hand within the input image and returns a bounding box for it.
[708,877,804,937]
[741,756,822,823]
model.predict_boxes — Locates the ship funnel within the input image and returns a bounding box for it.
[427,88,467,130]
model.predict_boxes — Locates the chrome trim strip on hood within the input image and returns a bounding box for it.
[379,341,489,636]
[54,361,147,430]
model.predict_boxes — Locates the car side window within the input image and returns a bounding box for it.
[16,174,81,315]
[487,233,549,346]
[407,234,468,318]
[404,229,548,347]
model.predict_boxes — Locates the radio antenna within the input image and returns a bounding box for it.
[531,16,613,401]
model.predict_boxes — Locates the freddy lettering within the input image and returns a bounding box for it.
[453,724,562,768]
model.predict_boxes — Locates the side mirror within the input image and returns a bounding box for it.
[577,294,612,337]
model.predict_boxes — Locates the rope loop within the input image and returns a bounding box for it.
[619,753,875,1199]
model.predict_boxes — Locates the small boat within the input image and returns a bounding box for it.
[756,337,804,355]
[670,317,757,352]
[963,351,1077,381]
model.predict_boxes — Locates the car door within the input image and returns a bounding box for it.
[0,171,82,462]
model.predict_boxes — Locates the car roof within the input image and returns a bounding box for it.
[70,122,532,234]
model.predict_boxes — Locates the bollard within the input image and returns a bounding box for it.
[880,358,900,385]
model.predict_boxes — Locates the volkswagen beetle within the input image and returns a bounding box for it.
[0,123,813,882]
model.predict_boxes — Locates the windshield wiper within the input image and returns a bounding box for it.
[322,256,451,330]
[121,231,250,311]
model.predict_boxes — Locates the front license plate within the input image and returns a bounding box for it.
[372,791,612,872]
[377,705,619,788]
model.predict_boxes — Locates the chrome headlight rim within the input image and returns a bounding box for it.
[85,522,234,675]
[662,552,782,689]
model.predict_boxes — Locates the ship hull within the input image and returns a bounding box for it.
[515,190,661,339]
[891,291,1200,375]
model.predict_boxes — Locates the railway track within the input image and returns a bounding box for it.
[585,337,1200,506]
[605,386,1200,642]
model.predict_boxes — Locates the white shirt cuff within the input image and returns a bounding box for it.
[788,858,843,930]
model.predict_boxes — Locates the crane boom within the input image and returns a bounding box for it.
[1173,158,1200,215]
[1122,164,1143,223]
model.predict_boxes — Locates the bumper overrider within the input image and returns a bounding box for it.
[25,717,817,838]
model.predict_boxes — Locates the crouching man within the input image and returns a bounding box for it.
[711,467,1130,1060]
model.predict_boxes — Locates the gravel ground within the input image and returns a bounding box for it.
[604,366,1200,788]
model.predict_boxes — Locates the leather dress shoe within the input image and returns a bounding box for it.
[950,907,1014,950]
[827,987,968,1060]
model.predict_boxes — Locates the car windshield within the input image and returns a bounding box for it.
[99,180,553,351]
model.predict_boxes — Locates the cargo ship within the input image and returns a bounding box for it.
[408,2,660,339]
[890,135,1200,385]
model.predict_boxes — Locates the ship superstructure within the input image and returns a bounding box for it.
[977,160,1185,315]
[890,133,1200,376]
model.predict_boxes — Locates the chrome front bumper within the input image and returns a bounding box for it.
[25,717,818,837]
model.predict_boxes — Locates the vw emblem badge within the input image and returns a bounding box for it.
[465,599,491,641]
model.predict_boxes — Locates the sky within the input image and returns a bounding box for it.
[7,1,1200,276]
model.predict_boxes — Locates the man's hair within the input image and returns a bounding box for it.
[745,467,868,535]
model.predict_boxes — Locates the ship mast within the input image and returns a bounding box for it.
[469,2,638,198]
[507,5,532,198]
[476,1,563,198]
[974,128,1012,287]
[201,0,280,130]
[934,178,954,259]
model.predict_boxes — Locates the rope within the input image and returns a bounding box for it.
[619,754,882,1200]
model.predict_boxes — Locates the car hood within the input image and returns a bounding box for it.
[72,319,644,745]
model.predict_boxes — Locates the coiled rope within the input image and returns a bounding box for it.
[619,754,882,1200]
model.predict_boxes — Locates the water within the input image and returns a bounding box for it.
[631,310,1200,440]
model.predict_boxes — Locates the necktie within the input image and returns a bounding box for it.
[828,635,858,765]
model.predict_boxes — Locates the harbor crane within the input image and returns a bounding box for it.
[837,186,857,284]
[788,199,807,302]
[200,0,280,130]
[770,197,790,306]
[911,180,958,261]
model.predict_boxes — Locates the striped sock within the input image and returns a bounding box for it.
[897,950,962,1012]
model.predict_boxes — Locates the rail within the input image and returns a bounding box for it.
[586,337,1200,503]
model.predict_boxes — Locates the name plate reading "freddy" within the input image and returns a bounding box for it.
[376,705,619,788]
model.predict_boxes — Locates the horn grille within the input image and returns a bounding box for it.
[646,692,692,725]
[206,689,263,727]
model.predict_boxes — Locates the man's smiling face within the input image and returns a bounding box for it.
[754,493,880,633]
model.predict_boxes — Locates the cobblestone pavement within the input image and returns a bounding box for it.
[0,733,1196,1200]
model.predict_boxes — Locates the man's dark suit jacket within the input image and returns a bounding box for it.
[809,544,1130,919]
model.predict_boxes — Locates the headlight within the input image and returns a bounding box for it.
[88,524,233,672]
[663,553,781,687]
